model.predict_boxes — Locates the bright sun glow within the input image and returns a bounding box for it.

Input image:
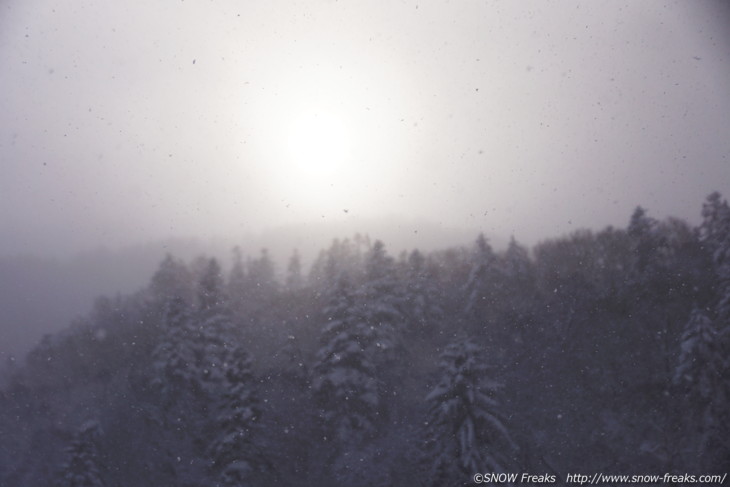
[286,110,351,180]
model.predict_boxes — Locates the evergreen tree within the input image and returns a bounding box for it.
[151,296,196,400]
[313,274,379,443]
[248,248,278,298]
[286,249,303,291]
[499,236,535,317]
[700,193,730,329]
[402,249,443,335]
[148,294,210,484]
[628,206,660,275]
[674,308,728,461]
[148,254,194,307]
[592,226,634,303]
[309,237,368,293]
[227,246,248,315]
[464,234,502,319]
[355,240,409,423]
[240,248,278,323]
[188,258,239,393]
[424,338,516,486]
[207,346,265,486]
[198,258,226,312]
[501,236,532,287]
[56,421,105,487]
[196,306,238,392]
[696,192,730,467]
[699,192,730,260]
[358,240,405,359]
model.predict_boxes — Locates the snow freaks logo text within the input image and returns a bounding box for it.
[473,473,557,483]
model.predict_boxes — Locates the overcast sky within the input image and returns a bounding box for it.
[2,0,729,257]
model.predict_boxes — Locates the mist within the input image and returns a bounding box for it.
[0,216,477,359]
[2,0,729,258]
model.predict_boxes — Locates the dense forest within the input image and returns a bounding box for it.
[1,193,729,486]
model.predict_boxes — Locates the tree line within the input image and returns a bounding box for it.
[1,193,729,486]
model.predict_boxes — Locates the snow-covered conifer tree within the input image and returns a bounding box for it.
[424,338,516,485]
[56,420,105,487]
[357,240,405,359]
[674,308,728,459]
[309,237,368,294]
[207,346,265,486]
[190,258,240,390]
[695,193,730,465]
[313,273,379,443]
[286,249,303,291]
[699,193,730,259]
[148,254,194,307]
[151,296,196,399]
[227,246,248,315]
[501,237,532,286]
[700,193,730,329]
[628,206,659,273]
[195,308,238,392]
[248,248,278,299]
[464,234,502,318]
[198,258,227,312]
[402,250,443,335]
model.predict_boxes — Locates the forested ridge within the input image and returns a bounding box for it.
[1,193,729,486]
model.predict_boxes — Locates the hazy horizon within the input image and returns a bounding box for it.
[2,0,729,260]
[0,195,718,362]
[0,214,487,360]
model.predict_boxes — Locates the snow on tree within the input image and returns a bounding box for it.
[501,236,532,286]
[197,258,227,312]
[627,206,678,285]
[494,237,535,347]
[278,334,308,384]
[424,338,516,485]
[232,248,278,322]
[674,308,728,458]
[148,254,194,306]
[357,240,406,359]
[312,273,379,443]
[696,193,730,463]
[285,249,303,291]
[700,193,730,328]
[56,420,105,487]
[150,259,254,484]
[248,248,278,298]
[402,250,444,334]
[180,258,240,393]
[353,239,411,423]
[498,236,535,313]
[207,346,265,486]
[628,206,660,273]
[151,296,197,400]
[195,306,239,392]
[227,246,248,315]
[309,237,369,292]
[699,192,730,261]
[464,234,502,318]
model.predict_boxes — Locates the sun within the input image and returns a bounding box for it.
[254,99,367,214]
[285,110,351,179]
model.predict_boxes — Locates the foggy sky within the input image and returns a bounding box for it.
[2,0,730,258]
